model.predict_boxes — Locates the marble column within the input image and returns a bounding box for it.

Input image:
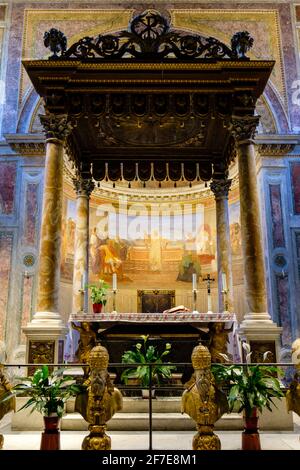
[23,113,72,367]
[72,177,94,313]
[210,178,234,312]
[230,115,282,360]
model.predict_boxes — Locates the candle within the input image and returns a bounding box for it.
[207,293,212,312]
[222,272,227,291]
[192,273,197,291]
[113,273,117,291]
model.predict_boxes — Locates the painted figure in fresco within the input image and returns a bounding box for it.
[230,222,242,255]
[145,229,166,272]
[177,253,201,282]
[90,227,101,274]
[99,240,122,275]
[196,224,213,255]
[66,217,76,257]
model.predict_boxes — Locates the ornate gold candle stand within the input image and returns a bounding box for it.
[75,343,123,450]
[181,344,228,450]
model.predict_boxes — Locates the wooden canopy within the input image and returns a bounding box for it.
[22,9,274,184]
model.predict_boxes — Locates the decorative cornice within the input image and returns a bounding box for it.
[4,134,45,156]
[257,143,296,156]
[229,115,260,144]
[210,179,232,199]
[73,177,95,198]
[39,113,73,142]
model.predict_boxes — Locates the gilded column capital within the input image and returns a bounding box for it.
[73,177,95,198]
[210,178,232,199]
[229,115,260,145]
[39,113,73,143]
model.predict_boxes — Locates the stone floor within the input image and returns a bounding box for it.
[1,414,300,450]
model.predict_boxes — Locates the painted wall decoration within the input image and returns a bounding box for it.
[291,162,300,215]
[22,183,39,246]
[20,274,34,343]
[275,275,292,347]
[20,9,132,104]
[269,184,285,248]
[295,232,300,282]
[60,196,218,288]
[172,9,286,109]
[0,161,17,215]
[0,232,13,340]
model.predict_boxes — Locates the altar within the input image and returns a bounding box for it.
[68,312,239,384]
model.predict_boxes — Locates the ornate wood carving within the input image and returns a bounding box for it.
[44,10,254,61]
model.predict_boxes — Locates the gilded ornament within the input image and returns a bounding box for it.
[286,339,300,417]
[182,344,228,450]
[75,343,123,450]
[0,365,16,449]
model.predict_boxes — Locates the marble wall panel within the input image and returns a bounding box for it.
[295,232,300,281]
[269,184,285,248]
[0,232,13,340]
[20,274,34,343]
[290,162,300,215]
[22,182,39,246]
[275,275,292,347]
[0,161,17,215]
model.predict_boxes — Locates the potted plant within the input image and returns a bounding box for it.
[1,365,83,450]
[86,279,109,313]
[212,344,284,450]
[121,335,176,398]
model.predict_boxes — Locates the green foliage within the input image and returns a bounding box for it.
[211,362,284,417]
[121,335,176,388]
[3,365,83,418]
[86,279,109,305]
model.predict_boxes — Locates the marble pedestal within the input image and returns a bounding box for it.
[238,320,282,362]
[23,314,67,373]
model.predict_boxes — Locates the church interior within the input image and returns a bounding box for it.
[0,0,300,452]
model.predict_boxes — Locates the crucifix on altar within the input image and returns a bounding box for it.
[202,274,215,313]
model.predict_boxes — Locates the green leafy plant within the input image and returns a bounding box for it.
[211,345,284,417]
[86,279,109,305]
[1,365,83,418]
[121,335,176,388]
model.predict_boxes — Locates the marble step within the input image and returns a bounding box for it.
[66,396,183,414]
[61,412,243,431]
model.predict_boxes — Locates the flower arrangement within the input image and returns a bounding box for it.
[121,335,176,388]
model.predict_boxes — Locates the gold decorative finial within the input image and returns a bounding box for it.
[192,343,211,370]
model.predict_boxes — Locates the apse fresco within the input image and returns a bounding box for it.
[60,197,220,288]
